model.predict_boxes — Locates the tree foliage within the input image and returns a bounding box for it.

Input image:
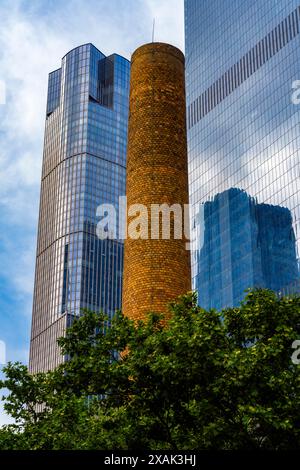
[1,289,300,450]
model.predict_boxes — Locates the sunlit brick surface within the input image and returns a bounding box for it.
[123,43,191,322]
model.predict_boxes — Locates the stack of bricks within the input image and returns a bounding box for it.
[122,42,191,322]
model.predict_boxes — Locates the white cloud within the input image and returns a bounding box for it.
[0,405,14,427]
[0,5,69,230]
[0,370,14,428]
[1,242,36,301]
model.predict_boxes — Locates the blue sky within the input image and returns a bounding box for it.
[0,0,184,425]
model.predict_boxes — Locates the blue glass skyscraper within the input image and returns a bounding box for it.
[29,44,130,372]
[185,0,300,309]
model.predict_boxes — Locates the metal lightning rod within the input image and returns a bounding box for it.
[152,18,155,42]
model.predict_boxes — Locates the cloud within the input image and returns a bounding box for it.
[0,371,15,427]
[0,405,14,427]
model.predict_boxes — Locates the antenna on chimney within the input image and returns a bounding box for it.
[152,18,155,42]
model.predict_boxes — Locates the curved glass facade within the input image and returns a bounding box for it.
[29,44,130,372]
[185,0,300,309]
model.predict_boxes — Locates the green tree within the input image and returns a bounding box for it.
[1,289,300,450]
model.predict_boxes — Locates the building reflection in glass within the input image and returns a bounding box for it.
[195,188,300,310]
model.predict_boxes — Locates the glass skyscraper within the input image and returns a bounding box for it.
[185,0,300,309]
[29,44,130,373]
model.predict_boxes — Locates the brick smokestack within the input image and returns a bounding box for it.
[122,42,191,321]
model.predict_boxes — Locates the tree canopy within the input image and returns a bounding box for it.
[1,289,300,450]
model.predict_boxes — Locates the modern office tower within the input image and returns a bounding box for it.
[196,188,299,310]
[123,43,191,322]
[29,44,130,373]
[185,0,300,309]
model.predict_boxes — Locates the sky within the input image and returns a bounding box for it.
[0,0,184,426]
